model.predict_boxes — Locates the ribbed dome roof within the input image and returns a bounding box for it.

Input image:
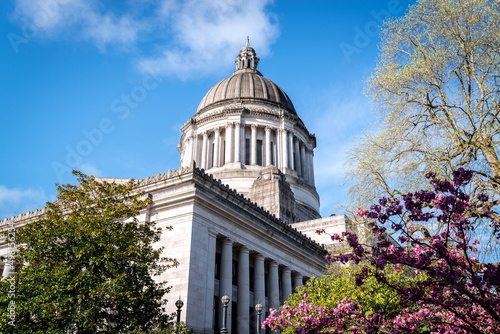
[197,39,296,115]
[197,72,296,115]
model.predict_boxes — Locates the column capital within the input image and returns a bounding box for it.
[214,127,220,134]
[251,124,258,130]
[222,238,233,246]
[226,122,234,129]
[239,246,250,254]
[234,121,241,127]
[255,253,265,261]
[202,131,208,137]
[265,126,272,133]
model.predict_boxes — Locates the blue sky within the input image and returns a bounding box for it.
[0,0,415,220]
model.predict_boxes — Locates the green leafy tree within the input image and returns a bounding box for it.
[0,171,177,333]
[264,264,423,333]
[346,0,500,258]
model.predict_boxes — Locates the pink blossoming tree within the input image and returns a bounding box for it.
[263,169,500,333]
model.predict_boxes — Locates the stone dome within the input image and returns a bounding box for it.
[197,39,296,115]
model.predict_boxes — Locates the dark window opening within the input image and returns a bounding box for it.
[232,259,239,286]
[249,266,255,292]
[270,141,275,166]
[245,138,251,165]
[215,252,221,279]
[256,140,263,166]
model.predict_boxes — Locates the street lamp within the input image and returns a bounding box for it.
[221,295,230,334]
[255,303,263,334]
[175,298,184,323]
[175,298,184,334]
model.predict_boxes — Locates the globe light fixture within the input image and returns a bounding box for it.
[255,304,263,334]
[221,295,230,334]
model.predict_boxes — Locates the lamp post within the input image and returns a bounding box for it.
[175,298,184,334]
[175,298,184,323]
[255,304,263,334]
[221,295,230,334]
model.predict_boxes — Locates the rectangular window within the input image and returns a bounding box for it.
[209,142,214,169]
[270,141,275,166]
[222,141,226,164]
[257,140,263,166]
[249,266,255,292]
[265,272,269,297]
[245,138,251,165]
[215,252,221,279]
[232,259,239,286]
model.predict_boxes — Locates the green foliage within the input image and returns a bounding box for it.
[279,264,422,334]
[0,171,177,333]
[293,264,409,313]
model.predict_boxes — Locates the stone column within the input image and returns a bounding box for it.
[201,131,208,170]
[269,261,280,310]
[309,149,315,185]
[219,238,233,331]
[237,247,250,334]
[181,137,188,166]
[294,138,301,176]
[306,149,314,185]
[281,268,292,303]
[254,254,266,308]
[234,122,241,163]
[193,134,203,167]
[293,273,303,291]
[300,144,307,182]
[250,124,257,165]
[184,136,193,166]
[281,129,288,169]
[225,123,234,164]
[213,128,220,168]
[265,126,271,166]
[289,132,295,170]
[189,134,196,166]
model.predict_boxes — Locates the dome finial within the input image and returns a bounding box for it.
[235,37,260,73]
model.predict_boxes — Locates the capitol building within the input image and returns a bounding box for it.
[0,41,354,333]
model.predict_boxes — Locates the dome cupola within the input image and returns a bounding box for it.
[234,36,260,74]
[179,40,321,222]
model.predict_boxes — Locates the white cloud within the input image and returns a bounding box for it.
[13,0,145,50]
[12,0,279,70]
[137,0,279,79]
[76,162,102,177]
[0,186,50,220]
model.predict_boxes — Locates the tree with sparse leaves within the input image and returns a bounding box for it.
[0,171,177,333]
[346,0,500,258]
